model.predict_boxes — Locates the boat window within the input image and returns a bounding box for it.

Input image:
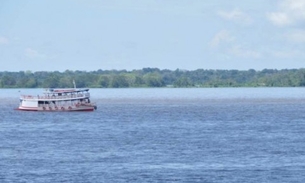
[38,101,45,104]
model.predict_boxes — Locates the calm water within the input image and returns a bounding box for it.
[1,88,305,182]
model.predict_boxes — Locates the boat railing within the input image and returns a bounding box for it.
[22,93,90,100]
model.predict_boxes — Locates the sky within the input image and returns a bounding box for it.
[0,0,305,72]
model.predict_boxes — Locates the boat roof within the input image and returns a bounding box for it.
[45,88,89,94]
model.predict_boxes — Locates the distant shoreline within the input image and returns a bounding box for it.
[1,68,305,88]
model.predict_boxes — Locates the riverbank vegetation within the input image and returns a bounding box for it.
[1,68,305,88]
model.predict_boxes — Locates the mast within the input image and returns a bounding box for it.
[73,80,76,89]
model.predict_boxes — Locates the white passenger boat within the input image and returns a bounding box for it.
[17,88,97,112]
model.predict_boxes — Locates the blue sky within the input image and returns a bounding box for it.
[0,0,305,71]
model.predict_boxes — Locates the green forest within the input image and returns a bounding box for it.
[1,68,305,88]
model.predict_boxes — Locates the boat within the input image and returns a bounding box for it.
[17,88,97,112]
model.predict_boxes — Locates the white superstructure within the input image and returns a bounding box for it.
[17,88,97,112]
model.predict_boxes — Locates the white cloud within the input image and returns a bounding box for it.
[286,30,305,43]
[282,0,305,17]
[217,9,251,24]
[210,30,234,48]
[267,12,291,26]
[267,0,305,26]
[228,46,261,58]
[0,36,9,44]
[25,48,46,59]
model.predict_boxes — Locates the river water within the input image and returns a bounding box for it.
[1,88,305,182]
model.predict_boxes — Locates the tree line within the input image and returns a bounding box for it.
[1,68,305,88]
